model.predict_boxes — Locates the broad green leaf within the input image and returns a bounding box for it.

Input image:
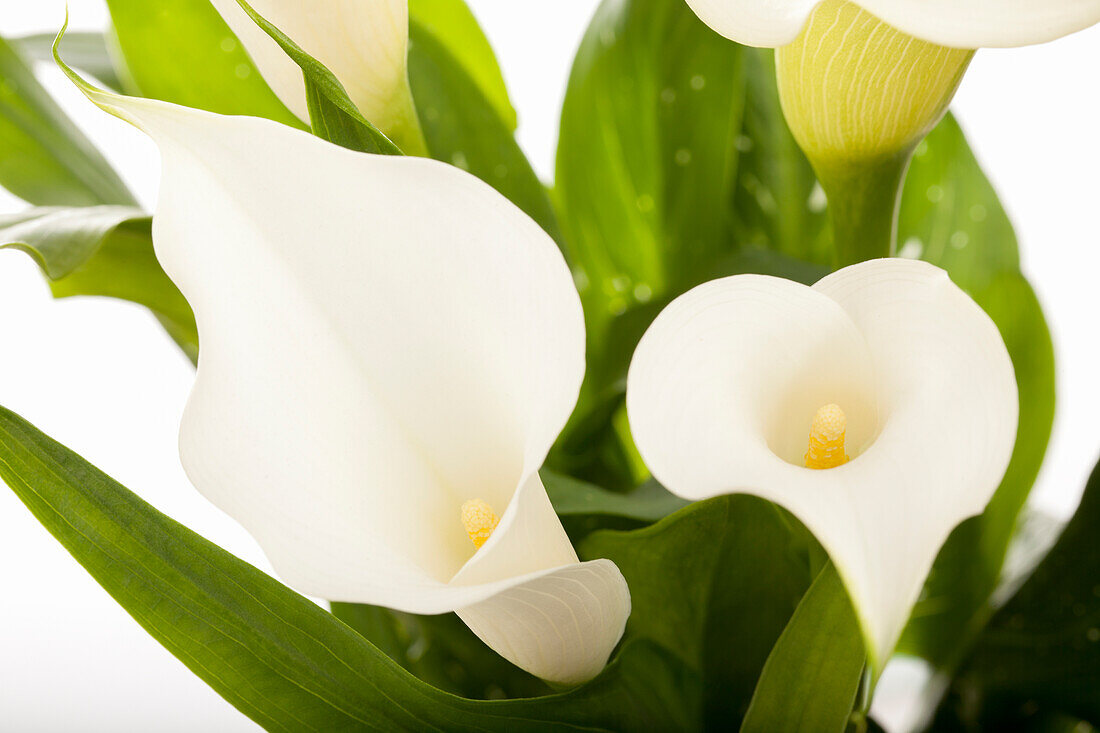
[555,0,746,334]
[897,116,1056,668]
[581,496,814,727]
[15,31,123,91]
[0,403,694,731]
[235,0,401,155]
[0,206,197,361]
[407,18,561,242]
[740,564,865,733]
[104,0,301,126]
[407,0,516,130]
[930,457,1100,730]
[0,34,134,206]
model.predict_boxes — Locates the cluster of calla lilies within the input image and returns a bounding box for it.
[38,0,1099,699]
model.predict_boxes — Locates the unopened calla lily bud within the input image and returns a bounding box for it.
[776,0,973,263]
[210,0,427,154]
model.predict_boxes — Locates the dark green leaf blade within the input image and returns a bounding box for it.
[581,496,814,727]
[332,603,550,700]
[931,457,1100,730]
[0,34,134,206]
[234,0,401,155]
[740,564,865,733]
[0,404,696,731]
[408,18,561,242]
[104,0,301,126]
[15,31,123,91]
[1,206,198,361]
[543,470,688,522]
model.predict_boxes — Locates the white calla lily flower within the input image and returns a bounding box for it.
[626,259,1018,670]
[686,0,1100,48]
[71,83,630,686]
[209,0,422,149]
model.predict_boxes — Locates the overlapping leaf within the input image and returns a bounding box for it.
[0,206,197,360]
[0,34,134,206]
[931,458,1100,730]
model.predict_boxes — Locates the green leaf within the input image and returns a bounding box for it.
[407,18,561,242]
[740,564,865,733]
[234,0,401,155]
[0,34,134,206]
[730,49,830,266]
[555,0,746,331]
[407,0,516,130]
[543,470,688,522]
[331,603,550,700]
[581,496,815,727]
[0,206,198,361]
[930,457,1100,730]
[14,31,123,91]
[0,403,698,731]
[104,0,301,126]
[897,115,1056,669]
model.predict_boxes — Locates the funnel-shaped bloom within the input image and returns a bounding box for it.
[626,259,1017,670]
[209,0,422,149]
[685,0,1100,48]
[68,79,629,686]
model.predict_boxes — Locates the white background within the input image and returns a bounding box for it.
[0,1,1097,730]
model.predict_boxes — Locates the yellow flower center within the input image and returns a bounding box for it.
[461,498,499,549]
[805,403,849,469]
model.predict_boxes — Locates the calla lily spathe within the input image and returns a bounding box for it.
[686,0,1100,48]
[626,259,1018,670]
[209,0,420,146]
[69,81,629,686]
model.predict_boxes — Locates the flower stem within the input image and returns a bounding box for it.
[815,152,911,268]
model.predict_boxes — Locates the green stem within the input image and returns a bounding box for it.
[815,151,912,268]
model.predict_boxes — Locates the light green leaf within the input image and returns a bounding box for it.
[740,564,865,733]
[897,115,1056,669]
[407,18,560,242]
[581,496,814,727]
[0,34,134,206]
[235,0,401,155]
[930,457,1100,729]
[15,31,123,91]
[0,403,695,731]
[0,206,198,361]
[407,0,516,130]
[104,0,301,126]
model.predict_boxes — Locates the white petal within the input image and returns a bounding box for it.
[627,260,1016,668]
[856,0,1100,48]
[77,85,587,609]
[209,0,412,129]
[684,0,820,48]
[457,559,631,687]
[685,0,1100,48]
